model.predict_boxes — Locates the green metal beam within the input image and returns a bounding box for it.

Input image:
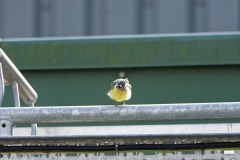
[2,32,240,70]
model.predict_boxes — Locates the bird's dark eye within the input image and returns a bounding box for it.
[116,81,125,89]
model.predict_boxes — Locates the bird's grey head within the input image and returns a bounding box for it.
[116,81,126,90]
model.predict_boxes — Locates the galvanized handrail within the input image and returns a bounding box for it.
[0,48,38,135]
[0,48,38,104]
[1,102,240,124]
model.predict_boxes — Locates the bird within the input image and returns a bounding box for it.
[107,78,132,106]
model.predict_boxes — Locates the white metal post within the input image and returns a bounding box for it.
[12,81,20,107]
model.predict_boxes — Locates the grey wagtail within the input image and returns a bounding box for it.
[107,78,132,106]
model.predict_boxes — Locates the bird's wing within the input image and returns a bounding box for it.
[124,78,132,89]
[124,78,129,83]
[126,83,132,89]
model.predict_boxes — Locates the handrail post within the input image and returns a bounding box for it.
[28,101,37,135]
[12,81,20,107]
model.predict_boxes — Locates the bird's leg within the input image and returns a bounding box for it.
[115,102,118,106]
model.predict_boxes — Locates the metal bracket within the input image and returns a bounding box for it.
[115,142,119,155]
[0,120,14,136]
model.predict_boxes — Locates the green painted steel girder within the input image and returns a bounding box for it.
[2,32,240,70]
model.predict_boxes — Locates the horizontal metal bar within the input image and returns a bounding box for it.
[0,49,38,104]
[10,123,240,145]
[0,142,240,152]
[14,124,240,136]
[0,133,240,145]
[1,102,240,124]
[2,32,240,70]
[1,150,239,160]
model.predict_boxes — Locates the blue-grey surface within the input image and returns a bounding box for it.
[0,0,239,38]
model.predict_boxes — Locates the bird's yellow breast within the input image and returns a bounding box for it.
[109,86,130,102]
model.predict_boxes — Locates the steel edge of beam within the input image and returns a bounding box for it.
[13,62,240,71]
[2,32,240,42]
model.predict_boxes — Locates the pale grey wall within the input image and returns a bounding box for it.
[1,0,35,38]
[0,0,239,38]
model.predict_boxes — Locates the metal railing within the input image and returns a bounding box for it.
[0,104,240,160]
[2,102,240,124]
[1,48,240,159]
[1,103,240,137]
[0,48,38,135]
[0,103,240,159]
